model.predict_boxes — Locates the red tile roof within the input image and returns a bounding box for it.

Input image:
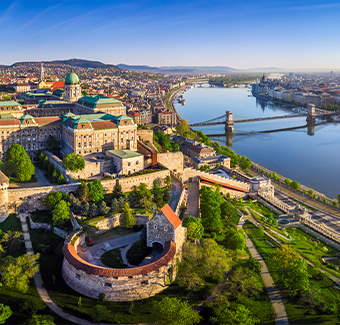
[63,241,176,277]
[160,204,182,229]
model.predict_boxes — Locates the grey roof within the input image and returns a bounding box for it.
[0,171,9,183]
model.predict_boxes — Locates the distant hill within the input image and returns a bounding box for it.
[118,64,238,73]
[8,58,120,69]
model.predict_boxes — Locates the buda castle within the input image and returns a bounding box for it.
[0,71,137,160]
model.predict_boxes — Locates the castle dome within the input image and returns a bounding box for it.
[65,70,79,85]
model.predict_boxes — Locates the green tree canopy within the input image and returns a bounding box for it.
[152,180,164,209]
[78,181,90,202]
[0,304,12,325]
[45,135,60,152]
[62,153,85,172]
[175,119,190,135]
[182,216,204,241]
[1,253,40,293]
[274,244,300,268]
[43,191,67,211]
[52,200,70,226]
[26,314,55,325]
[5,144,35,181]
[151,297,201,325]
[122,202,136,228]
[90,305,111,323]
[88,180,104,202]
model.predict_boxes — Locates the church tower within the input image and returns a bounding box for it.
[63,70,81,102]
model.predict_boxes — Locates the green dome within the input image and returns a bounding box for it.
[65,70,79,85]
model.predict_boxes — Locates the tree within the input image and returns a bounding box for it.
[308,189,315,197]
[224,228,246,250]
[113,181,122,197]
[5,144,35,181]
[43,191,67,211]
[239,156,252,171]
[279,258,311,294]
[151,297,201,325]
[62,153,85,172]
[140,197,153,214]
[47,162,54,176]
[90,305,110,323]
[177,239,232,291]
[78,181,90,202]
[45,135,59,152]
[42,156,49,171]
[19,297,45,315]
[57,173,66,185]
[165,175,173,188]
[274,244,300,268]
[15,159,35,181]
[1,254,40,293]
[182,216,204,241]
[122,202,136,227]
[175,119,190,135]
[0,160,16,177]
[88,180,104,202]
[290,181,300,191]
[88,203,98,217]
[162,187,171,204]
[0,304,12,324]
[284,178,291,186]
[152,180,164,209]
[338,193,340,204]
[52,200,70,226]
[26,315,55,325]
[199,186,222,233]
[97,201,109,215]
[209,302,259,325]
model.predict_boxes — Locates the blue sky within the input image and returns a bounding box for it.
[1,0,340,69]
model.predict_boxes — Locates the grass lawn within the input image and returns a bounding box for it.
[9,175,38,184]
[30,209,52,224]
[0,214,22,232]
[286,227,340,277]
[244,221,339,324]
[126,240,152,265]
[101,248,127,268]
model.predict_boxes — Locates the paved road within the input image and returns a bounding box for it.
[184,181,199,218]
[34,167,53,186]
[169,178,182,212]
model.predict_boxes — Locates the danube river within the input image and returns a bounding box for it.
[174,85,340,199]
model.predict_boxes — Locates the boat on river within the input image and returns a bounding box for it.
[332,116,340,122]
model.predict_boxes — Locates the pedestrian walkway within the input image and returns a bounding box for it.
[237,213,289,325]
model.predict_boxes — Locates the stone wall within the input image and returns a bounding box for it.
[4,169,170,218]
[147,212,176,248]
[137,129,154,143]
[44,151,113,180]
[157,152,184,172]
[101,169,170,193]
[62,235,177,301]
[91,214,149,234]
[28,216,68,238]
[7,183,80,214]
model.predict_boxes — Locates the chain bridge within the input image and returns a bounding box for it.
[190,106,335,132]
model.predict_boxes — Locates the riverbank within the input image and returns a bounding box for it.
[171,84,340,201]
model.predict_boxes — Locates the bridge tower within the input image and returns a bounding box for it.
[225,110,234,132]
[306,104,316,123]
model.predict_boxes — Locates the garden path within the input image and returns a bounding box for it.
[238,213,289,325]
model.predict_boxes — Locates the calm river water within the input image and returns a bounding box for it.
[174,85,340,199]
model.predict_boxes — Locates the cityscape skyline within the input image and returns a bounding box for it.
[1,0,340,70]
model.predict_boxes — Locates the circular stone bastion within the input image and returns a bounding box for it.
[62,233,177,301]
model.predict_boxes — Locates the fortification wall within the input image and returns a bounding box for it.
[62,236,177,301]
[137,129,154,143]
[157,152,184,172]
[101,169,170,193]
[7,183,80,214]
[44,151,112,180]
[92,214,149,234]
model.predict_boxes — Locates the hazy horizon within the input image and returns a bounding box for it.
[1,0,340,70]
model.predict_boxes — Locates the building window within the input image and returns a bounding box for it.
[164,227,168,231]
[58,134,61,139]
[78,142,81,147]
[154,225,157,229]
[128,162,131,166]
[141,280,149,285]
[156,234,159,238]
[104,140,107,144]
[136,160,139,165]
[76,274,81,279]
[104,133,107,137]
[82,125,85,129]
[84,142,87,147]
[104,283,112,287]
[89,141,92,147]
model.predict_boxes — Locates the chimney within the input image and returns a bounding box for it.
[153,206,157,218]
